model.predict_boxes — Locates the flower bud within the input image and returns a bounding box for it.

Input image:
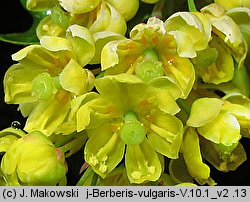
[26,0,57,11]
[1,131,67,185]
[0,127,26,153]
[105,0,139,21]
[59,0,100,14]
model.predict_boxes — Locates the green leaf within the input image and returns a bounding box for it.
[0,0,48,45]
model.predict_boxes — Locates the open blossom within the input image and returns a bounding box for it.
[101,16,213,99]
[166,4,248,85]
[74,74,183,183]
[169,95,250,185]
[200,4,248,69]
[1,0,250,187]
[34,0,129,39]
[182,97,250,183]
[1,131,67,185]
[4,25,95,136]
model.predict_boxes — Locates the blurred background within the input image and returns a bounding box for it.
[0,0,250,186]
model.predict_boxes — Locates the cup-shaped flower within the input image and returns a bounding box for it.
[226,7,250,68]
[101,17,197,98]
[164,11,212,56]
[165,5,247,84]
[76,74,183,183]
[4,25,95,136]
[214,0,250,10]
[1,131,67,185]
[36,1,127,39]
[191,36,235,84]
[26,0,58,11]
[104,0,139,21]
[0,127,26,153]
[59,0,101,14]
[186,97,249,172]
[201,3,248,69]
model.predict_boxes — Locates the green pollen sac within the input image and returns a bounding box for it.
[51,6,70,29]
[135,49,164,82]
[119,111,146,145]
[32,72,57,100]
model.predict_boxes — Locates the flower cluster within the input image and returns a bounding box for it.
[0,0,250,186]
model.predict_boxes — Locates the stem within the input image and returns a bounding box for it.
[90,172,98,186]
[151,0,167,19]
[54,135,74,148]
[187,0,197,12]
[91,67,101,76]
[151,0,175,19]
[176,98,191,115]
[76,167,94,186]
[232,66,250,98]
[58,135,88,157]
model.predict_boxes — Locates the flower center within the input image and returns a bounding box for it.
[135,49,165,82]
[119,111,146,145]
[32,72,61,100]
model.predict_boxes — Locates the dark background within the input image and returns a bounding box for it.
[0,0,250,186]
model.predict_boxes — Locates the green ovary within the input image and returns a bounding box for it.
[119,111,146,145]
[31,72,59,100]
[135,49,165,82]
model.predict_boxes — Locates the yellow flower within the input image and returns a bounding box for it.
[1,131,67,185]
